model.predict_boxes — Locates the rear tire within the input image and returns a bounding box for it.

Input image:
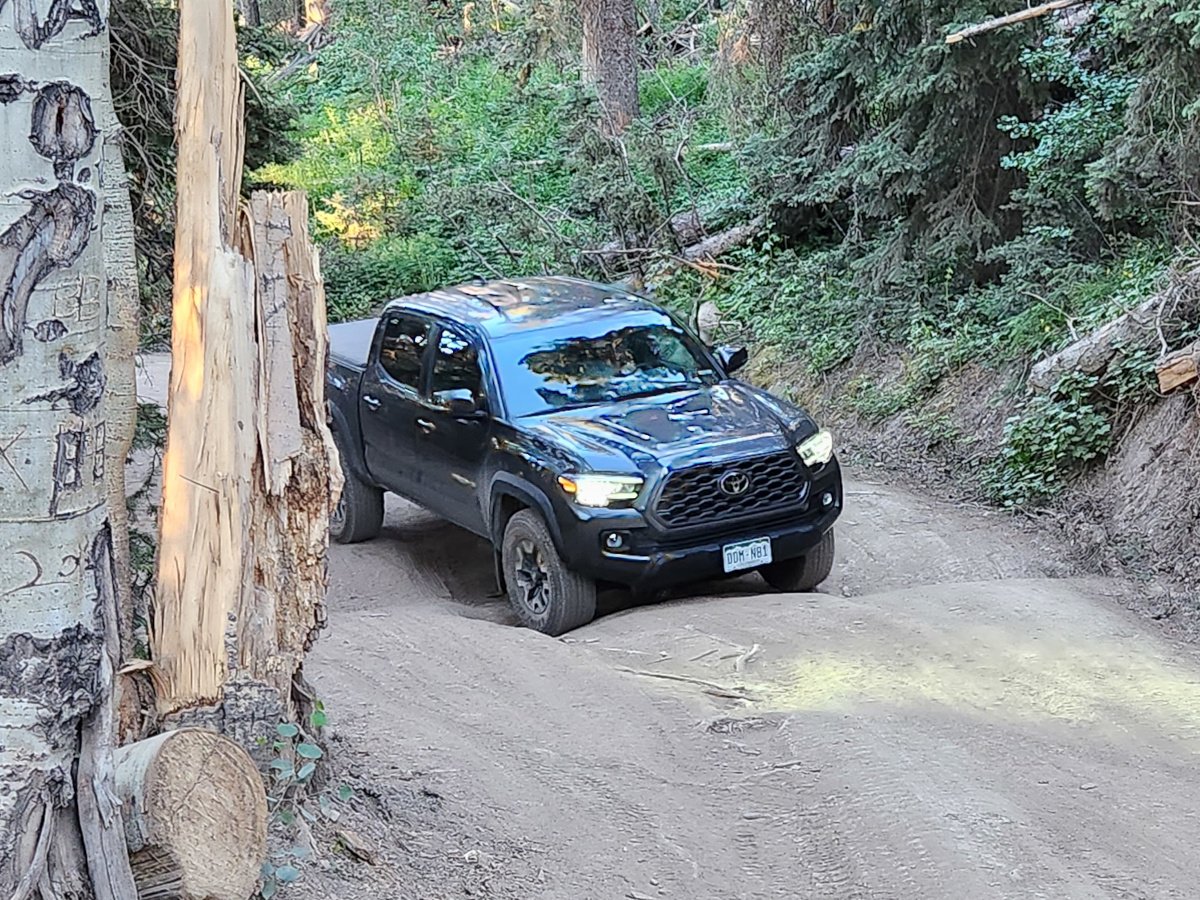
[760,529,835,593]
[502,510,596,636]
[330,451,384,545]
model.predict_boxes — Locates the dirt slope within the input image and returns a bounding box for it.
[298,479,1200,900]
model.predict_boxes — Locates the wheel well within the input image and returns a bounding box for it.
[491,493,530,595]
[493,493,528,542]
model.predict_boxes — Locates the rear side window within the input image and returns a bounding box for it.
[430,327,486,408]
[378,314,430,389]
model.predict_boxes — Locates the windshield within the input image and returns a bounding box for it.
[492,313,719,417]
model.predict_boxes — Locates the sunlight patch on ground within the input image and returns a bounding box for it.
[741,631,1200,742]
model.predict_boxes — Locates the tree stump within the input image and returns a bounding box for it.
[114,729,267,900]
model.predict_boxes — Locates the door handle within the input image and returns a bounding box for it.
[363,395,381,410]
[416,418,436,434]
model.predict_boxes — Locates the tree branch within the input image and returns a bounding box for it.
[945,0,1085,44]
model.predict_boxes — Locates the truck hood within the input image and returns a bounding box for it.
[521,382,816,471]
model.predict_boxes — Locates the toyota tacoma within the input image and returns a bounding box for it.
[327,276,842,635]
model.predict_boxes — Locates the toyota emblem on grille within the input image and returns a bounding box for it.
[719,471,751,496]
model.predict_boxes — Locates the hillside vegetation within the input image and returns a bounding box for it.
[118,0,1200,584]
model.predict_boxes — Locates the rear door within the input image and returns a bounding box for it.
[360,311,434,499]
[409,323,493,534]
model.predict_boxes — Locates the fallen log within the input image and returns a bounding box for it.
[682,215,764,262]
[1028,265,1200,391]
[114,729,267,900]
[1157,340,1200,393]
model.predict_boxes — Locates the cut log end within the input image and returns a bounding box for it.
[114,729,267,900]
[1157,340,1200,394]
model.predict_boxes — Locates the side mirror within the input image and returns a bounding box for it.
[716,345,749,375]
[437,388,484,418]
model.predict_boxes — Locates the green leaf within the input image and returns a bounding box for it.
[261,878,277,899]
[297,762,317,781]
[295,742,323,760]
[276,865,301,884]
[276,723,299,739]
[337,785,353,802]
[277,809,296,826]
[271,763,295,781]
[310,708,328,729]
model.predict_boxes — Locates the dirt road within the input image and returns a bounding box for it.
[134,355,1200,899]
[302,476,1200,900]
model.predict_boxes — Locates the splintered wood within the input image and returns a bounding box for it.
[153,0,335,753]
[1157,340,1200,394]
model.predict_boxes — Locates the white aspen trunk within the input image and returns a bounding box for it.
[96,35,140,662]
[0,2,139,897]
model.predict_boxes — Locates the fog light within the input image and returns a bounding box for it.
[604,531,628,551]
[820,491,835,508]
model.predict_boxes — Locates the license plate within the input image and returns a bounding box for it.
[722,537,772,573]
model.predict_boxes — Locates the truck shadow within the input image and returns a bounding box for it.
[374,496,771,629]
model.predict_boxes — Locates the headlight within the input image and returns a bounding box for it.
[796,429,834,467]
[557,473,643,507]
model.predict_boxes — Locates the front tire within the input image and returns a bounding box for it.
[502,510,596,636]
[330,451,384,545]
[760,529,835,593]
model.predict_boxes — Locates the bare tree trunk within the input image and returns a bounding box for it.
[153,0,258,720]
[0,3,138,898]
[241,0,263,27]
[153,0,335,758]
[581,0,639,135]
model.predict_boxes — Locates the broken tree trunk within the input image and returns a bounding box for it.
[1157,340,1200,394]
[0,5,139,897]
[1028,264,1200,391]
[238,190,340,733]
[152,0,335,758]
[114,729,267,900]
[153,0,259,725]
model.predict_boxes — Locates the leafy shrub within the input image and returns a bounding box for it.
[985,373,1112,506]
[321,233,463,321]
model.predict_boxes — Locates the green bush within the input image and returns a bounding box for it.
[984,373,1113,506]
[321,234,463,321]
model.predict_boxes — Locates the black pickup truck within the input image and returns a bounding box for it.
[327,276,842,635]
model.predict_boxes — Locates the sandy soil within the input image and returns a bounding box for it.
[295,481,1200,900]
[135,353,1200,900]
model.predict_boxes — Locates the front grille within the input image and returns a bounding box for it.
[654,451,809,528]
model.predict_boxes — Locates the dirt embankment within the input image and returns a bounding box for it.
[751,345,1200,639]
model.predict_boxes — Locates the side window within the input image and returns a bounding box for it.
[430,327,486,409]
[378,314,430,390]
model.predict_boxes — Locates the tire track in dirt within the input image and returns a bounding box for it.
[298,470,1200,899]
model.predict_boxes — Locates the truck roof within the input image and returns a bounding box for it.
[384,276,657,338]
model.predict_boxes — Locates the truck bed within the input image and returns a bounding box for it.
[329,317,380,371]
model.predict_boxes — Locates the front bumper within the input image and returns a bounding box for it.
[556,465,843,593]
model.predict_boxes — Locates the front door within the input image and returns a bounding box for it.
[410,324,492,534]
[359,311,433,500]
